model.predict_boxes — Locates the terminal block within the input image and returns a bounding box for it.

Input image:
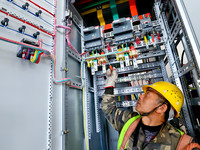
[132,15,139,23]
[83,26,103,51]
[17,39,39,59]
[112,18,134,44]
[86,55,108,75]
[16,39,43,64]
[140,15,153,33]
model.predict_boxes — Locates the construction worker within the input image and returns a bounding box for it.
[102,68,200,150]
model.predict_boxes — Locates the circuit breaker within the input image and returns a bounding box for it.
[79,0,200,149]
[0,0,200,150]
[83,26,103,51]
[112,18,134,44]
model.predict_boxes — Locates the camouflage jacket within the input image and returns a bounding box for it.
[101,93,183,150]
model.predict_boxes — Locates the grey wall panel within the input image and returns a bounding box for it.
[182,0,200,47]
[64,4,85,150]
[68,24,82,54]
[0,0,55,150]
[67,56,82,82]
[0,39,51,150]
[65,88,84,150]
[67,21,82,82]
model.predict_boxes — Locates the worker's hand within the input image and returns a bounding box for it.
[104,67,118,88]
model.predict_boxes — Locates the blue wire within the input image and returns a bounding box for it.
[25,48,30,59]
[52,60,71,83]
[44,0,55,7]
[100,130,104,150]
[38,16,54,27]
[0,25,54,47]
[9,1,53,27]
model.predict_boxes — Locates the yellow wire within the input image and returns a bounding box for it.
[97,9,105,26]
[118,96,120,101]
[81,0,129,16]
[144,36,148,44]
[83,87,89,150]
[81,8,97,16]
[30,50,38,63]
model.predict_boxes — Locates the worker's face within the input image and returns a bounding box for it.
[136,90,160,114]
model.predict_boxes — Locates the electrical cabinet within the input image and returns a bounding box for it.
[0,0,200,150]
[83,26,103,51]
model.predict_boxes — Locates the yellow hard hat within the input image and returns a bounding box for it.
[142,81,184,118]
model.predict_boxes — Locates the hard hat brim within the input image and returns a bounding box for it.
[142,84,180,118]
[142,85,151,93]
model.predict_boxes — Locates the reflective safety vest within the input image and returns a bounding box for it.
[117,115,141,150]
[117,115,195,150]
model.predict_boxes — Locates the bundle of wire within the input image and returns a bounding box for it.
[56,25,81,56]
[6,0,53,27]
[0,25,53,47]
[0,35,85,88]
[51,54,85,88]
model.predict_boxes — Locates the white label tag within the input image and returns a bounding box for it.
[93,60,98,71]
[146,43,149,49]
[153,41,156,47]
[102,65,106,74]
[120,61,125,71]
[91,67,95,75]
[133,58,138,68]
[149,38,152,44]
[125,54,130,66]
[130,61,133,66]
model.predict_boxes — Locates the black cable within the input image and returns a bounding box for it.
[181,50,185,66]
[141,102,166,116]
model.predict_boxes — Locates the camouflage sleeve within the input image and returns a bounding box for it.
[101,93,138,132]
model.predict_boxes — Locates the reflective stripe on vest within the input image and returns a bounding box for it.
[117,115,185,150]
[117,115,141,150]
[176,128,184,136]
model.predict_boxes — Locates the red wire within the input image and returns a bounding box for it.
[129,0,138,17]
[40,39,43,48]
[80,51,88,56]
[157,32,161,41]
[23,49,29,60]
[38,38,40,47]
[74,0,93,6]
[136,37,141,44]
[0,10,53,37]
[0,36,51,54]
[151,34,155,42]
[27,0,55,17]
[22,51,26,59]
[36,52,44,64]
[96,58,101,65]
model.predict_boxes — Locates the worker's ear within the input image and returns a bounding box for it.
[156,104,168,114]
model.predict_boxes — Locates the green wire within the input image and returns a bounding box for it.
[110,0,119,20]
[148,36,151,40]
[33,51,42,63]
[81,0,109,11]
